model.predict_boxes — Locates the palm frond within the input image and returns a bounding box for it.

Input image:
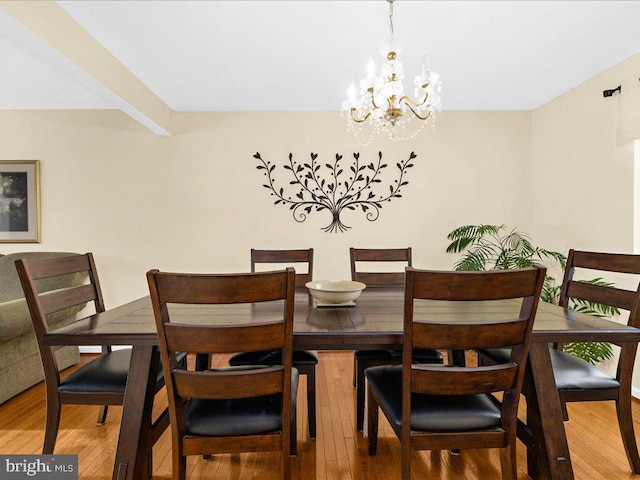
[453,243,498,271]
[536,248,567,269]
[446,224,504,253]
[562,341,614,365]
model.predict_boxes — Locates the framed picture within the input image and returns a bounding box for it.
[0,160,40,243]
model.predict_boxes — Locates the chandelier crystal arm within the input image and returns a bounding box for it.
[350,107,371,124]
[399,89,434,121]
[349,86,379,124]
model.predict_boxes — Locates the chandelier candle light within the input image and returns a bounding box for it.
[342,0,441,144]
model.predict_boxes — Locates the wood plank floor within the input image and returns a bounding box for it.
[0,351,639,479]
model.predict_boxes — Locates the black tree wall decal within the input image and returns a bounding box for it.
[255,151,416,233]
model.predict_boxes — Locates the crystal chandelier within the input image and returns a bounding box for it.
[342,0,441,144]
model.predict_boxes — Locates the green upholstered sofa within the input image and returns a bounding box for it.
[0,252,87,404]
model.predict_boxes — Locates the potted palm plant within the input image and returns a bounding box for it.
[445,224,617,364]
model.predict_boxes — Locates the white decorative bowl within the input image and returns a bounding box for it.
[305,280,366,305]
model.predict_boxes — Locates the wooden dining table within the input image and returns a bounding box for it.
[42,286,640,480]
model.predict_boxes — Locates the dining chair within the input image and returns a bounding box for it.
[349,247,443,431]
[480,249,640,474]
[15,253,171,474]
[228,248,317,438]
[366,266,546,480]
[147,267,298,480]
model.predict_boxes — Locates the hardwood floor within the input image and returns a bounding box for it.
[1,351,639,479]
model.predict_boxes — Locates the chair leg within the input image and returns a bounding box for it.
[499,443,517,480]
[147,450,153,480]
[97,405,108,425]
[356,359,366,431]
[306,367,316,439]
[294,364,316,439]
[175,452,186,480]
[617,395,640,473]
[561,401,569,421]
[283,442,292,480]
[353,354,357,387]
[367,382,379,456]
[290,405,297,456]
[401,437,411,480]
[43,399,61,454]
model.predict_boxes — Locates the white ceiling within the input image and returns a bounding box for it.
[1,1,640,120]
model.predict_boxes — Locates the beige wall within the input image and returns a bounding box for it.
[0,109,531,307]
[531,52,640,387]
[531,52,640,255]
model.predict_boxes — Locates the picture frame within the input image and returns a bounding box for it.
[0,160,41,243]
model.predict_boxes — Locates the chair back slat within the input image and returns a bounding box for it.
[411,364,519,396]
[153,270,289,304]
[174,367,284,400]
[350,247,411,286]
[353,271,405,286]
[251,248,313,288]
[570,250,640,275]
[351,248,411,262]
[412,320,529,351]
[21,254,91,280]
[165,322,284,354]
[38,284,99,316]
[566,282,637,311]
[412,268,543,301]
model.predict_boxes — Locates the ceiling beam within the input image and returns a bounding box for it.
[0,0,173,135]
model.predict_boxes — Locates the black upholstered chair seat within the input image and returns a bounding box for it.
[59,349,185,394]
[476,347,510,364]
[478,347,620,391]
[59,349,131,394]
[365,365,501,432]
[354,348,443,363]
[229,349,318,366]
[550,348,620,390]
[353,348,444,431]
[184,368,299,437]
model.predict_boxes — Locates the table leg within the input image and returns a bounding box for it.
[450,349,466,367]
[525,342,574,480]
[112,346,160,480]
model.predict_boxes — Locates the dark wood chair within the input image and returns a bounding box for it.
[228,248,317,438]
[147,267,297,480]
[350,247,443,431]
[366,266,546,480]
[479,250,640,474]
[15,253,170,475]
